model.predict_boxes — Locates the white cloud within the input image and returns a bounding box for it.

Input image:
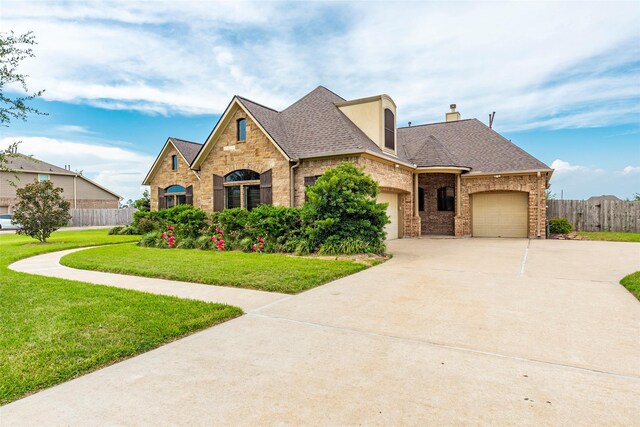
[551,159,587,174]
[2,1,639,130]
[622,166,640,175]
[0,137,154,201]
[55,125,95,134]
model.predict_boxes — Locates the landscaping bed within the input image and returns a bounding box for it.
[61,244,381,294]
[0,230,242,404]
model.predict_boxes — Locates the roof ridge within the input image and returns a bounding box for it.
[235,95,280,113]
[282,86,342,113]
[398,118,477,130]
[169,137,202,146]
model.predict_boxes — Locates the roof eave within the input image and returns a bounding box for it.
[463,168,554,177]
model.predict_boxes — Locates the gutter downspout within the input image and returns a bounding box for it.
[290,160,301,207]
[536,171,541,238]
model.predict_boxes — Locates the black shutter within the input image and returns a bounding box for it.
[213,175,224,211]
[185,185,193,206]
[304,176,318,202]
[158,187,166,210]
[260,169,272,205]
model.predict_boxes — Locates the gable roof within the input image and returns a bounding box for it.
[4,153,121,199]
[169,137,202,164]
[398,119,551,173]
[160,86,550,177]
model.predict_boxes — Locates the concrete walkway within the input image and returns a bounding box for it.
[9,248,289,311]
[2,239,639,425]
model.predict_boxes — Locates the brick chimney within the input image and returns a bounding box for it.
[446,104,461,122]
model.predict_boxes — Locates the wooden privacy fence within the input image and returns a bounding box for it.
[68,207,137,227]
[547,200,640,232]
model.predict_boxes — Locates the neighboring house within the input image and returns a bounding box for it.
[0,154,121,213]
[143,87,552,239]
[587,195,621,202]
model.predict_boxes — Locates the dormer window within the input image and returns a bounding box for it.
[384,108,395,150]
[237,118,246,141]
[171,155,178,171]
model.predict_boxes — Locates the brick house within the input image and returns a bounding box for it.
[143,87,552,239]
[1,154,121,213]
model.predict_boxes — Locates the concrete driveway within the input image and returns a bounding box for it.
[2,238,639,426]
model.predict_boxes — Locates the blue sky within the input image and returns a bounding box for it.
[2,0,639,201]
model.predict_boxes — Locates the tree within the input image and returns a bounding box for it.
[1,31,46,171]
[133,189,151,211]
[545,185,556,200]
[13,180,71,242]
[634,193,640,201]
[302,162,389,253]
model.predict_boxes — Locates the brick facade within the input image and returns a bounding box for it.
[457,174,546,238]
[418,173,456,235]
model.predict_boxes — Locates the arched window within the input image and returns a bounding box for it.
[237,118,246,141]
[225,169,260,182]
[384,108,395,150]
[224,169,260,210]
[437,187,455,211]
[163,185,187,208]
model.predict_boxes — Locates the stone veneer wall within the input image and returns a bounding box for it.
[457,174,546,238]
[149,145,201,211]
[418,173,456,235]
[198,109,290,211]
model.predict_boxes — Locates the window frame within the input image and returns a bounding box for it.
[437,186,455,212]
[384,108,395,151]
[237,118,247,142]
[171,155,178,171]
[38,174,50,182]
[224,169,260,210]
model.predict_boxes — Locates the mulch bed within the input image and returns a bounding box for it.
[548,232,587,240]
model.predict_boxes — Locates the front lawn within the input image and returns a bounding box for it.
[576,232,640,242]
[620,272,640,301]
[61,244,380,294]
[0,230,242,404]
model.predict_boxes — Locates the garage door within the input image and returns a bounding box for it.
[472,192,528,237]
[377,192,399,240]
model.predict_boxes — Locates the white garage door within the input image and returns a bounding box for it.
[472,192,528,238]
[377,192,399,240]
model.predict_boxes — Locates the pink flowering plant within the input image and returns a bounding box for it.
[210,227,225,251]
[251,236,266,253]
[161,225,177,248]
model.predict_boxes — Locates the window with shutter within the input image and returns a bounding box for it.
[304,175,321,202]
[384,108,395,151]
[259,169,272,205]
[158,187,166,209]
[185,185,193,206]
[213,175,224,212]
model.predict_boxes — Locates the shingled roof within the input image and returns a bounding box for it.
[398,119,550,173]
[180,86,549,174]
[169,137,202,164]
[5,153,74,175]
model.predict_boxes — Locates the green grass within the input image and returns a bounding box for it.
[576,232,640,242]
[61,244,378,294]
[620,272,640,301]
[0,230,242,404]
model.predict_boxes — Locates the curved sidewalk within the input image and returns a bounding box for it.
[9,248,290,312]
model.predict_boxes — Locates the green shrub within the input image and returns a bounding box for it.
[246,205,302,245]
[133,205,208,238]
[302,162,388,253]
[117,225,139,235]
[138,231,164,248]
[108,226,124,235]
[238,237,254,252]
[549,217,572,234]
[136,216,155,234]
[195,235,214,250]
[176,237,197,249]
